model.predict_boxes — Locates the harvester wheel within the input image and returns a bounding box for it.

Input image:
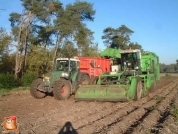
[149,78,157,93]
[53,80,71,100]
[135,78,143,100]
[81,74,90,85]
[30,78,46,99]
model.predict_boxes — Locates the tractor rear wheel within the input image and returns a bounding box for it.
[81,74,90,85]
[30,78,46,99]
[53,80,71,100]
[135,77,143,100]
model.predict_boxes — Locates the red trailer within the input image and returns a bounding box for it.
[56,56,111,84]
[77,57,111,84]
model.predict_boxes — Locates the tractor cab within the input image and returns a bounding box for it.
[120,49,141,75]
[55,58,79,78]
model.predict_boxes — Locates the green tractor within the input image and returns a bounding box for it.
[30,58,89,100]
[75,48,160,101]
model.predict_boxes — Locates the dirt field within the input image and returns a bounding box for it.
[0,76,178,134]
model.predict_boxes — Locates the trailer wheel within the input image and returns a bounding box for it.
[135,78,143,100]
[53,80,71,100]
[30,78,46,99]
[81,74,90,85]
[90,76,99,84]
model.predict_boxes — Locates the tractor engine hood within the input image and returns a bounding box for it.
[43,71,66,85]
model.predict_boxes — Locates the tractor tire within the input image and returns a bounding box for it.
[135,77,143,100]
[90,76,99,84]
[53,80,71,100]
[80,74,90,85]
[30,78,46,99]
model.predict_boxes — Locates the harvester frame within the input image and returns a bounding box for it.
[75,48,160,101]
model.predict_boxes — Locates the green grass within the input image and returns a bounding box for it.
[0,87,29,96]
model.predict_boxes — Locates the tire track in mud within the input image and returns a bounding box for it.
[76,81,178,134]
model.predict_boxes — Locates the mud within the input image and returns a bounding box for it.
[0,76,178,134]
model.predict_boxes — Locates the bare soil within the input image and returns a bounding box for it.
[0,76,178,134]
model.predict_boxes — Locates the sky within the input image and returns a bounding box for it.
[0,0,178,64]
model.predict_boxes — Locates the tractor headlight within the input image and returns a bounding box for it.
[44,76,50,81]
[128,62,131,66]
[135,66,139,70]
[61,72,69,77]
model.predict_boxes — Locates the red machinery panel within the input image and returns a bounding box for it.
[78,57,111,77]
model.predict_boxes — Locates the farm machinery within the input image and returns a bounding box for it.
[75,48,160,101]
[30,57,111,100]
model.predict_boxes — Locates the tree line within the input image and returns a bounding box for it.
[0,0,144,88]
[0,0,143,77]
[160,60,178,73]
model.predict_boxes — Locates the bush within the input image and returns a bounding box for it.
[21,71,38,87]
[0,73,19,89]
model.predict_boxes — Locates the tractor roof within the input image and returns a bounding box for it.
[120,49,141,53]
[56,58,79,61]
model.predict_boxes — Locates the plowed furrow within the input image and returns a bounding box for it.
[156,93,178,134]
[22,102,113,133]
[73,102,131,129]
[132,86,178,134]
[108,85,177,134]
[159,116,178,134]
[20,101,98,131]
[1,77,176,134]
[77,82,177,134]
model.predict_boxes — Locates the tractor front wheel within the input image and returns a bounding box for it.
[53,80,71,100]
[30,78,46,99]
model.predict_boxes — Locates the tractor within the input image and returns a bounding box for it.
[30,57,86,100]
[30,57,111,100]
[75,48,160,101]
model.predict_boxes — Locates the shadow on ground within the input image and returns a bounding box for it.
[58,121,78,134]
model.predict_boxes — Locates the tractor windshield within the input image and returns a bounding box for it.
[121,52,140,71]
[55,60,79,71]
[56,60,69,71]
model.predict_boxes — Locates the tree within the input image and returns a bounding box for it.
[0,28,11,56]
[0,28,13,72]
[52,1,95,62]
[27,45,53,75]
[102,25,136,49]
[58,41,78,58]
[128,42,143,50]
[9,11,33,78]
[9,0,96,78]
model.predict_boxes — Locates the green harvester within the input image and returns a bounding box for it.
[75,48,160,101]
